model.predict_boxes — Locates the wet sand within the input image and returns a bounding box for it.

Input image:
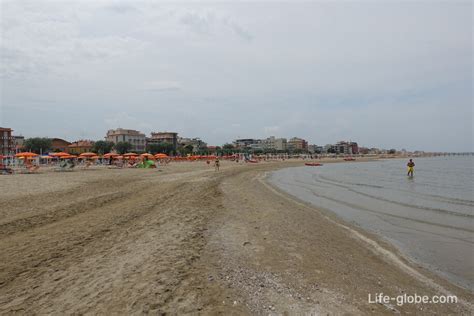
[0,160,472,314]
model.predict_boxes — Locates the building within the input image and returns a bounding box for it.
[334,141,359,155]
[287,137,308,152]
[178,137,207,153]
[148,132,178,150]
[0,127,14,156]
[13,135,25,152]
[262,136,287,151]
[68,140,94,155]
[248,141,265,151]
[51,138,71,153]
[308,144,323,154]
[106,128,146,152]
[233,139,261,149]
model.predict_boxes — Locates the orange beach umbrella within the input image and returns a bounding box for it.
[103,153,118,158]
[15,152,38,158]
[123,153,138,157]
[50,152,70,157]
[79,152,97,158]
[140,153,155,159]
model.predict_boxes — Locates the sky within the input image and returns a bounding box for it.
[0,0,472,152]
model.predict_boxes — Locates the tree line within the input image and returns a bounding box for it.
[21,138,187,155]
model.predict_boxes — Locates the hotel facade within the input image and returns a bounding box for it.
[106,128,146,153]
[0,127,14,156]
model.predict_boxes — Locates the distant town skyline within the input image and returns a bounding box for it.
[1,1,472,152]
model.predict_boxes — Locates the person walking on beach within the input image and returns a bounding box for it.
[407,159,415,177]
[214,158,220,171]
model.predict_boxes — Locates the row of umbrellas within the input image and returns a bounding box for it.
[3,152,236,161]
[7,152,171,160]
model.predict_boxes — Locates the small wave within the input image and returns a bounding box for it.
[317,174,474,207]
[315,175,474,217]
[308,189,474,234]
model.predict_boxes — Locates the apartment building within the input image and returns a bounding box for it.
[287,137,308,151]
[335,141,359,155]
[148,132,179,150]
[178,137,207,153]
[0,127,14,156]
[106,128,146,152]
[262,136,287,151]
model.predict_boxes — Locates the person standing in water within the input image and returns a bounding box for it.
[407,159,415,177]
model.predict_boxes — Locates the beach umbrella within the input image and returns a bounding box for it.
[91,155,100,159]
[61,154,77,159]
[154,153,169,159]
[115,155,124,159]
[40,155,53,159]
[123,153,138,157]
[103,153,118,158]
[79,152,97,158]
[50,152,70,157]
[141,153,155,159]
[15,152,38,158]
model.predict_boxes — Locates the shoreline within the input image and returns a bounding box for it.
[266,157,474,292]
[263,167,473,293]
[0,160,472,314]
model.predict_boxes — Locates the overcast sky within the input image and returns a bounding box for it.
[1,0,472,151]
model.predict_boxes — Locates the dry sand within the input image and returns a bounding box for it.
[0,160,472,315]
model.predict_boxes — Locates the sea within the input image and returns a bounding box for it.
[269,156,474,290]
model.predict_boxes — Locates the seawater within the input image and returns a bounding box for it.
[269,156,474,290]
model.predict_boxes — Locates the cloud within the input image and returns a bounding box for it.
[141,81,182,92]
[1,1,471,151]
[263,126,280,135]
[179,9,253,41]
[104,112,152,133]
[0,2,147,78]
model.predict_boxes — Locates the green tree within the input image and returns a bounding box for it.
[114,142,132,154]
[146,142,174,155]
[146,143,160,154]
[183,144,194,155]
[24,138,52,154]
[221,143,235,155]
[93,141,114,154]
[388,149,397,154]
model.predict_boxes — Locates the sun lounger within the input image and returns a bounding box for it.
[0,166,14,175]
[55,161,75,172]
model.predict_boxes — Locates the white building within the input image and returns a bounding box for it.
[263,136,287,151]
[105,128,146,152]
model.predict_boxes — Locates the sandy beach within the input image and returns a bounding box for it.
[0,159,472,315]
